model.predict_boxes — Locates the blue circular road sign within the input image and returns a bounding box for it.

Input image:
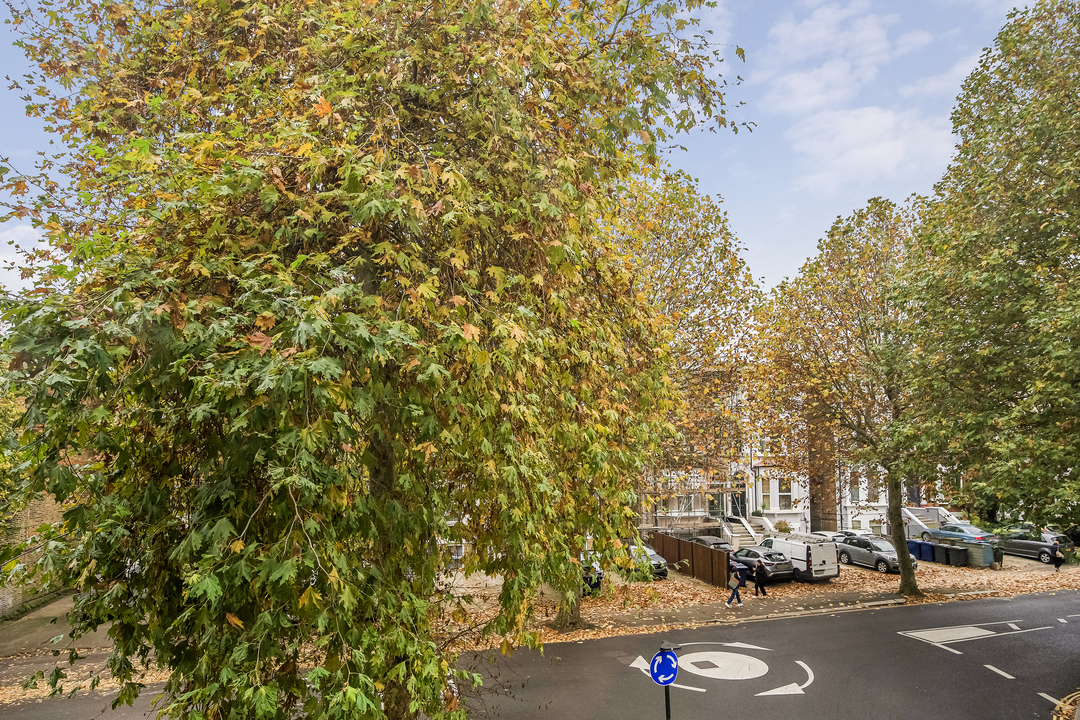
[650,650,679,686]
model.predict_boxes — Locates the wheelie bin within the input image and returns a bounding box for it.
[933,544,948,564]
[947,546,967,567]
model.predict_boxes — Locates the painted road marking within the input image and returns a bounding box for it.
[679,641,772,651]
[1038,692,1060,705]
[1058,619,1068,623]
[984,665,1015,679]
[898,621,1053,655]
[1007,623,1021,630]
[756,662,815,696]
[679,652,768,681]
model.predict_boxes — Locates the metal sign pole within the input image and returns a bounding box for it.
[650,641,681,720]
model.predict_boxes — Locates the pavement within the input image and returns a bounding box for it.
[0,593,112,659]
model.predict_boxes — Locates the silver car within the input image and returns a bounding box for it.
[837,536,918,574]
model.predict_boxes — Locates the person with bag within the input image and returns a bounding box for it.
[1052,540,1065,572]
[753,561,769,597]
[725,562,743,607]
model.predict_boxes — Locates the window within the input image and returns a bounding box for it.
[760,475,771,510]
[850,484,860,502]
[678,494,694,514]
[778,478,792,510]
[867,476,880,503]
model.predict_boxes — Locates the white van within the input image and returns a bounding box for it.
[760,533,840,581]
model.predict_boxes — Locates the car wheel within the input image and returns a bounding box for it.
[876,559,889,573]
[921,532,931,541]
[839,552,851,565]
[1039,550,1052,564]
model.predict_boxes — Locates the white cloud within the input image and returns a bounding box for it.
[760,58,864,114]
[900,51,983,97]
[0,224,43,294]
[895,29,934,55]
[785,107,954,193]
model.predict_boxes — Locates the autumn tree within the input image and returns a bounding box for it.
[0,0,743,716]
[899,0,1080,528]
[752,198,922,596]
[610,168,757,518]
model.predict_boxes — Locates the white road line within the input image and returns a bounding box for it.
[1038,692,1060,705]
[946,627,1054,644]
[1007,623,1021,630]
[1067,614,1080,618]
[984,665,1015,680]
[1058,619,1068,623]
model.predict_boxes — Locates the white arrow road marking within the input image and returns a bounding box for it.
[1007,623,1021,630]
[679,641,772,651]
[1038,692,1060,705]
[630,656,705,693]
[756,661,814,696]
[985,665,1015,680]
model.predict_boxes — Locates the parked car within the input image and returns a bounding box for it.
[837,536,918,573]
[998,530,1075,564]
[732,546,795,581]
[630,543,669,579]
[689,535,734,553]
[810,531,847,543]
[921,523,996,543]
[581,553,604,594]
[834,529,872,538]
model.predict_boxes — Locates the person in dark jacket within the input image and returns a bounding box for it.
[1052,540,1065,572]
[753,561,768,596]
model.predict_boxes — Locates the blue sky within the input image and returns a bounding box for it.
[0,0,1019,290]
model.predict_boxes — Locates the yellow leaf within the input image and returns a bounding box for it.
[230,540,245,553]
[314,96,332,117]
[462,324,480,342]
[226,612,244,629]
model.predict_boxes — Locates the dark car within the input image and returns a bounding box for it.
[689,535,734,553]
[732,546,795,581]
[630,543,669,579]
[581,553,604,594]
[999,530,1075,564]
[838,536,918,573]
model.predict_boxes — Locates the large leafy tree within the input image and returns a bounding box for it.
[0,0,741,716]
[611,168,757,503]
[752,198,922,596]
[900,1,1080,528]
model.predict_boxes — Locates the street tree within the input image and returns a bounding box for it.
[612,168,758,515]
[752,198,922,596]
[0,0,743,716]
[899,0,1080,528]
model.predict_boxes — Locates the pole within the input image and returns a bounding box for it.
[665,685,671,720]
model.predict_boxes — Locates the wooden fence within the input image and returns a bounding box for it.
[645,531,730,589]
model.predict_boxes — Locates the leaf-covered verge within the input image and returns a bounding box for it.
[899,1,1080,529]
[0,0,745,716]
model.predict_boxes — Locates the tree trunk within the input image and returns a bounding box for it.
[886,470,921,597]
[552,585,586,630]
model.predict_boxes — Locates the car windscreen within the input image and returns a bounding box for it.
[871,541,894,552]
[1049,535,1068,544]
[764,553,786,562]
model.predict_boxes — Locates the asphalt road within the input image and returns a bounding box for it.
[2,591,1076,719]
[468,590,1080,720]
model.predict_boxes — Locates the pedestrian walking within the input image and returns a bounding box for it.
[725,563,743,607]
[1052,540,1065,572]
[753,562,768,597]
